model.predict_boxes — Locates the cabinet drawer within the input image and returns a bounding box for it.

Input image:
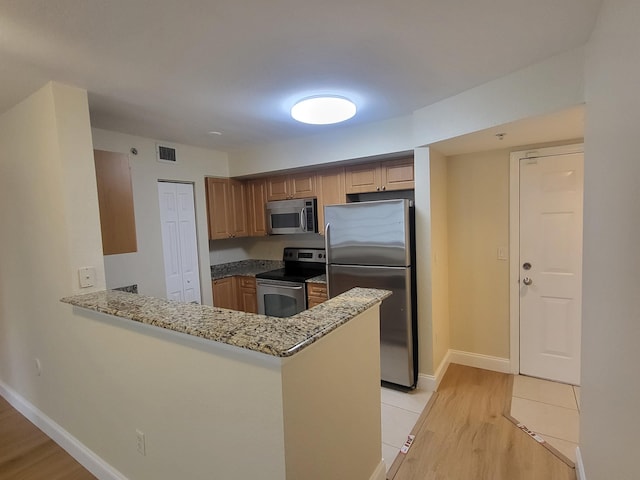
[238,276,256,290]
[307,283,327,298]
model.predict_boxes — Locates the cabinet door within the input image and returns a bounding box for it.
[266,175,290,201]
[247,179,268,237]
[205,177,231,240]
[94,150,138,254]
[381,158,414,191]
[212,277,237,310]
[289,173,316,199]
[316,168,346,236]
[237,276,258,313]
[345,163,382,194]
[229,180,248,237]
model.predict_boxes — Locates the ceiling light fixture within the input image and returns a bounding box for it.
[291,96,357,125]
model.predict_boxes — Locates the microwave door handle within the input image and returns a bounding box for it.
[300,208,307,231]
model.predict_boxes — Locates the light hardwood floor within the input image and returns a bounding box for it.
[388,364,576,480]
[0,396,95,480]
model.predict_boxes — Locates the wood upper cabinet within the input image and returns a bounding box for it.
[246,178,268,237]
[237,276,258,313]
[205,177,248,240]
[316,168,346,236]
[229,180,248,237]
[93,149,138,255]
[266,173,316,201]
[345,158,414,194]
[212,277,237,310]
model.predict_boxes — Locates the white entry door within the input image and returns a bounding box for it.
[158,182,201,304]
[519,151,583,385]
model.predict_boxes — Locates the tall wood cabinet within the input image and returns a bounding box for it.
[205,177,248,240]
[93,149,138,255]
[246,179,268,236]
[316,168,346,236]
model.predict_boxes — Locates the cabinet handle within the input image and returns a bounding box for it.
[382,186,386,191]
[376,186,380,191]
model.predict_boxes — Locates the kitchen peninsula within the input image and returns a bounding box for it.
[61,287,389,480]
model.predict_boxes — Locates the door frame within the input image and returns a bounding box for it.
[508,143,584,374]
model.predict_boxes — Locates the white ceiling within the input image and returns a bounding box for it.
[0,1,601,151]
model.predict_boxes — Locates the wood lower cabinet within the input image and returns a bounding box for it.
[237,276,258,313]
[212,276,258,313]
[316,168,346,236]
[345,157,414,194]
[205,177,248,240]
[307,283,328,309]
[266,173,316,201]
[212,277,237,310]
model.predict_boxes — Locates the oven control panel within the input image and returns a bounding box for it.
[283,247,326,263]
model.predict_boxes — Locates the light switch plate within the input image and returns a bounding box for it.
[78,267,96,288]
[497,247,508,261]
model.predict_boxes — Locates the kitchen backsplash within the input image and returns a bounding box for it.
[209,234,324,265]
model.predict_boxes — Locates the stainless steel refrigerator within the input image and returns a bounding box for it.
[324,199,418,389]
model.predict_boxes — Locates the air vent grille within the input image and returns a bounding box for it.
[157,145,177,163]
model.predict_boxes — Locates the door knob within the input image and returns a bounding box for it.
[522,277,533,286]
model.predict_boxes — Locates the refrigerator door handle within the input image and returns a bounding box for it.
[324,222,330,295]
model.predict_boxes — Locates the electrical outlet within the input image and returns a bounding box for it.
[136,429,146,456]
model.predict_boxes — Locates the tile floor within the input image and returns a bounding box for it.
[510,375,581,462]
[380,386,433,471]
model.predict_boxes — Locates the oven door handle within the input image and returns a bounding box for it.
[257,280,304,290]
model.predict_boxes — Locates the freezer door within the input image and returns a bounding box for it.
[324,199,411,267]
[328,264,416,388]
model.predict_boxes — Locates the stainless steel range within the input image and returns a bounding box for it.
[256,247,326,317]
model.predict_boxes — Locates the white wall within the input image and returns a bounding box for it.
[446,149,510,358]
[581,1,640,478]
[428,149,450,370]
[209,234,324,265]
[413,47,585,146]
[413,147,434,375]
[91,129,228,305]
[228,115,414,177]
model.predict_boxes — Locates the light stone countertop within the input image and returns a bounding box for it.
[210,259,284,280]
[61,287,389,357]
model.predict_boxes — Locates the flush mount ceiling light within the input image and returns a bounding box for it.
[291,96,357,125]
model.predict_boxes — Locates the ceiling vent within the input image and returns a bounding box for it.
[156,144,177,163]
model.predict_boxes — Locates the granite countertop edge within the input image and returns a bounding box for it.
[60,287,389,358]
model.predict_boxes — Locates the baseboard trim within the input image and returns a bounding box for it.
[0,380,127,480]
[370,459,387,480]
[418,350,451,392]
[576,446,586,480]
[448,350,511,373]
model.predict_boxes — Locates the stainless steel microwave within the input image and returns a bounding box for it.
[266,198,318,235]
